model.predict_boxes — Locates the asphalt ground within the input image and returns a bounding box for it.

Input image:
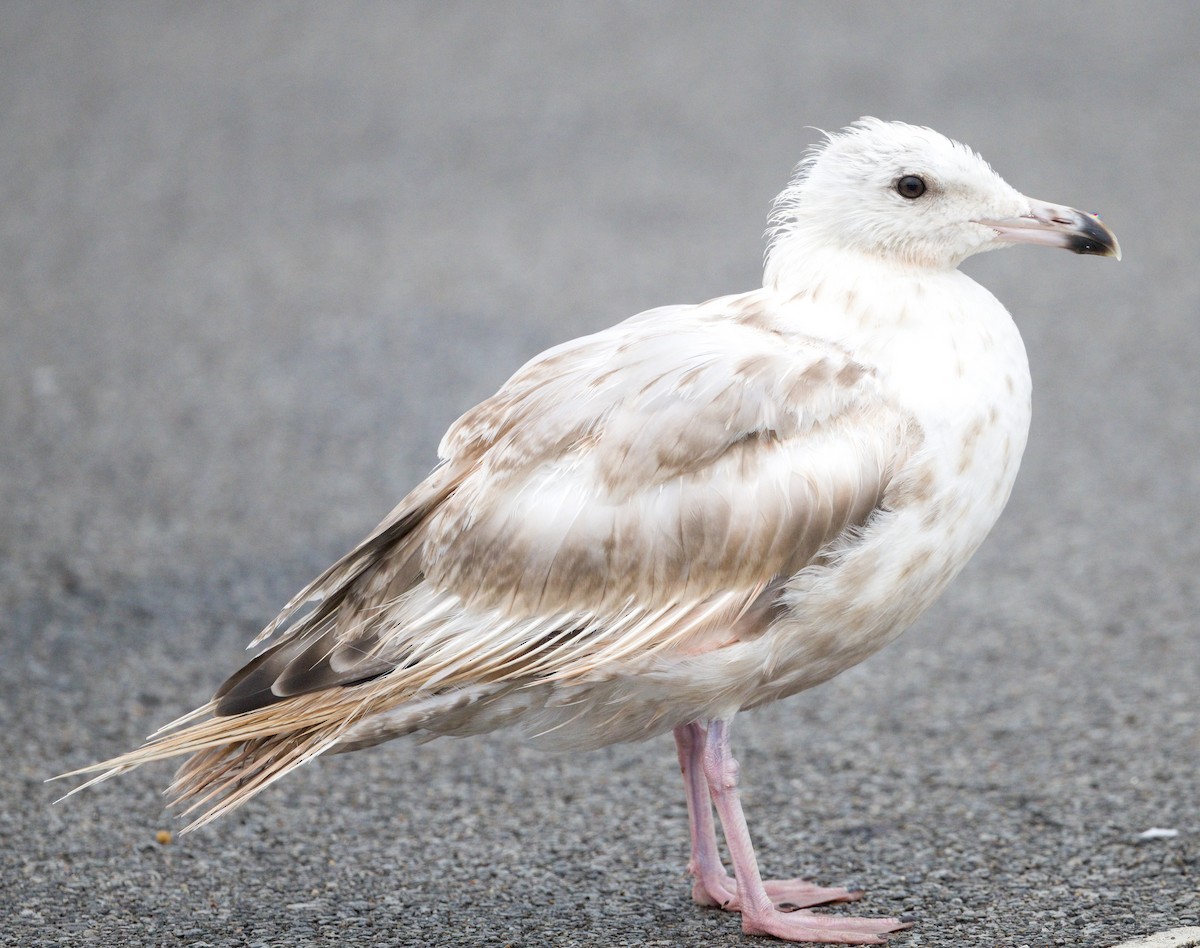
[2,4,1197,946]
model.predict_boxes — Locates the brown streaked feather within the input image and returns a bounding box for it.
[244,466,462,650]
[59,290,922,827]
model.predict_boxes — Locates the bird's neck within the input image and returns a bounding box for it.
[757,232,1009,367]
[763,229,958,293]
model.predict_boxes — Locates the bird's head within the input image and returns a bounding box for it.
[765,118,1120,282]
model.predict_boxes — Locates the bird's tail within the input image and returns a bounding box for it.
[52,689,375,831]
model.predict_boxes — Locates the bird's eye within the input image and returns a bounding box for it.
[896,175,927,199]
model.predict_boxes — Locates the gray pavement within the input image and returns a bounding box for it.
[2,3,1197,946]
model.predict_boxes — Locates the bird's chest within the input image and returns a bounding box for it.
[822,271,1029,515]
[759,282,1032,695]
[876,281,1033,545]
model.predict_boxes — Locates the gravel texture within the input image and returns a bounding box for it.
[3,4,1197,946]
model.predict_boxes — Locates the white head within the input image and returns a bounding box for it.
[765,118,1119,283]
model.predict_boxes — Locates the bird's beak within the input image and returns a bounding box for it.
[976,200,1121,260]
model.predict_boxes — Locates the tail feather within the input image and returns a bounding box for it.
[81,469,473,826]
[53,692,372,831]
[171,731,338,830]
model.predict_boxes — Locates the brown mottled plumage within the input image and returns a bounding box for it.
[59,120,1119,944]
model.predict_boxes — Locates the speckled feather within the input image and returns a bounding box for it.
[60,120,1120,843]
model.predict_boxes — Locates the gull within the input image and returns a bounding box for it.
[60,119,1119,944]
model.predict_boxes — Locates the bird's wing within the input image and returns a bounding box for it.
[215,292,921,715]
[58,293,923,825]
[429,295,908,614]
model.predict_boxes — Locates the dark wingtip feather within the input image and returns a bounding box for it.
[214,628,396,717]
[213,641,293,716]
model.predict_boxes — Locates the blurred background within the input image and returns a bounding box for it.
[2,4,1196,946]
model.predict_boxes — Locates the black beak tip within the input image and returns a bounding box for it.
[1068,215,1121,259]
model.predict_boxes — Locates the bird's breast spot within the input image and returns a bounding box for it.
[919,499,947,530]
[897,547,936,583]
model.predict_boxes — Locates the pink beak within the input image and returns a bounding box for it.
[976,200,1121,260]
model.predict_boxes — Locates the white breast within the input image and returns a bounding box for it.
[746,268,1031,708]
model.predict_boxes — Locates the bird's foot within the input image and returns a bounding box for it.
[692,870,862,912]
[740,904,915,945]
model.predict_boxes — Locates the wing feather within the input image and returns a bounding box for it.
[61,291,922,825]
[222,291,917,709]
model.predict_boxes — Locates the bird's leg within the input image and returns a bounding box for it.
[674,721,738,907]
[674,721,863,913]
[701,719,913,944]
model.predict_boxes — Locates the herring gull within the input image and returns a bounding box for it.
[60,119,1120,943]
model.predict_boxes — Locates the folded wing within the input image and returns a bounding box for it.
[61,294,921,825]
[220,294,918,712]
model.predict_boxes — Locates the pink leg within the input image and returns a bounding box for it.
[674,722,738,907]
[673,722,863,913]
[700,719,914,944]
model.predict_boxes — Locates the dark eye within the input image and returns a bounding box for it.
[896,175,926,199]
